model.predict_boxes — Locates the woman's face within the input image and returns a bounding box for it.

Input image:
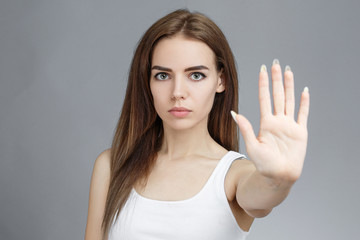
[150,34,225,131]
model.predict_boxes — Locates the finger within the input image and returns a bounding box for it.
[231,111,258,149]
[259,64,272,119]
[284,65,295,118]
[271,59,285,115]
[297,87,310,127]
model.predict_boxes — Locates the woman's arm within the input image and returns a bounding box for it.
[232,59,310,218]
[85,149,111,240]
[233,160,293,218]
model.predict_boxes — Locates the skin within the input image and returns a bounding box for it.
[84,34,310,239]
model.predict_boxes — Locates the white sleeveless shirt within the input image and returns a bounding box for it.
[108,151,250,240]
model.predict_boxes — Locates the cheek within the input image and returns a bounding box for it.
[191,83,218,104]
[201,92,217,110]
[150,82,168,110]
[150,81,159,100]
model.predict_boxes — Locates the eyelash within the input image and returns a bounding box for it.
[189,72,206,81]
[154,72,207,81]
[154,72,170,81]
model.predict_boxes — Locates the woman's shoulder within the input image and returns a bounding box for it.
[94,148,111,170]
[91,148,111,190]
[85,149,111,239]
[226,152,254,181]
[90,149,112,193]
[225,152,254,201]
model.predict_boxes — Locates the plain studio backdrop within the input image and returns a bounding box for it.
[0,0,359,239]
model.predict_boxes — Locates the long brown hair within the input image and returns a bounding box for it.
[102,9,239,239]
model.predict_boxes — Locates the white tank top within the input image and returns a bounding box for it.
[108,151,250,240]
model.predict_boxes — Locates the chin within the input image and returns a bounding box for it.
[161,117,207,132]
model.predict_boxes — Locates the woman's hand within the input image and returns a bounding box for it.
[232,59,310,184]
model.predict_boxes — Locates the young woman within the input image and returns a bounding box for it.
[85,9,310,240]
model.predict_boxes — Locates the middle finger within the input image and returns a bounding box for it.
[271,59,285,115]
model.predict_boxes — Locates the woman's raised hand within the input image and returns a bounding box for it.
[232,59,310,183]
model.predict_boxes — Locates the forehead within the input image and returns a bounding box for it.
[151,35,216,70]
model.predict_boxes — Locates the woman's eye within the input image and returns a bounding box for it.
[155,73,169,80]
[190,72,206,81]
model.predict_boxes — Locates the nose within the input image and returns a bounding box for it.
[172,76,188,100]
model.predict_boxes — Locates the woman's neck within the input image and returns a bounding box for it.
[159,122,225,161]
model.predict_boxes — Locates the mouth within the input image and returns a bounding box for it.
[168,107,192,117]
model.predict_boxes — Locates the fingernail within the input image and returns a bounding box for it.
[272,58,280,66]
[230,110,238,124]
[260,64,267,72]
[285,65,291,72]
[303,87,309,93]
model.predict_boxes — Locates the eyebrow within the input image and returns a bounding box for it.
[151,65,209,72]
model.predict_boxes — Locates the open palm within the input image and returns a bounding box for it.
[233,59,310,182]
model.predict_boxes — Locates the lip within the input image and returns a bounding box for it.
[168,107,192,117]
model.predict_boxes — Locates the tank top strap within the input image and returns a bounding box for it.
[208,151,247,202]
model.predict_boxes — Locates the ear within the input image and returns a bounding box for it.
[216,69,225,93]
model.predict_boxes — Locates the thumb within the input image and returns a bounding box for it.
[231,111,258,149]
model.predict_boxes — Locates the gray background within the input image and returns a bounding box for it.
[0,0,359,239]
